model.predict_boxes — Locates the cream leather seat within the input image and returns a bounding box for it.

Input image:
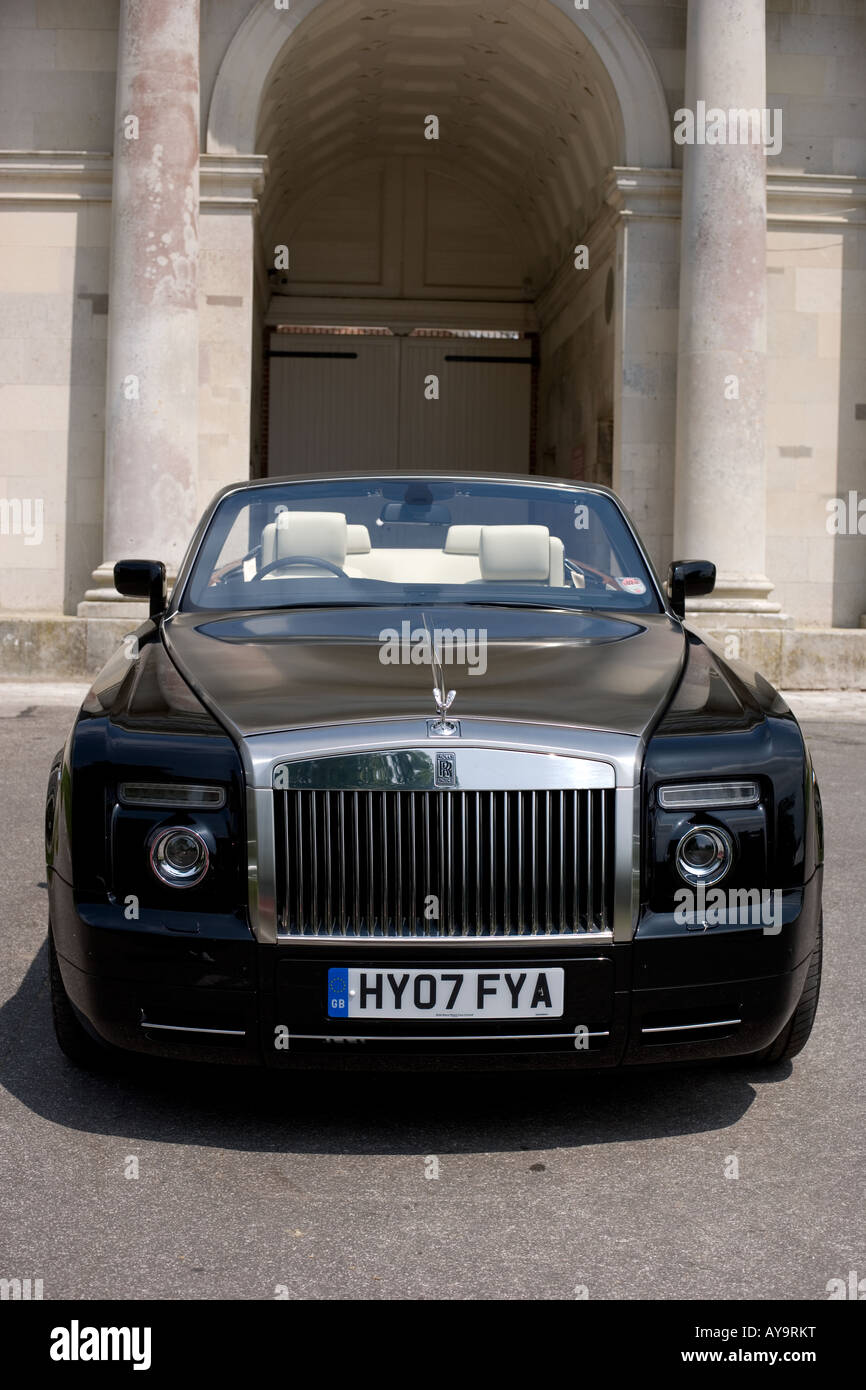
[255,515,564,586]
[260,519,278,567]
[444,525,483,556]
[548,536,565,586]
[349,547,482,583]
[445,523,565,586]
[260,514,371,577]
[478,525,551,582]
[346,523,371,555]
[258,510,358,579]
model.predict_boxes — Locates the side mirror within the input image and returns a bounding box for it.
[667,559,715,619]
[113,560,166,618]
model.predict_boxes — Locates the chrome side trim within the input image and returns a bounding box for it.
[641,1018,741,1035]
[140,1019,246,1037]
[289,1030,612,1042]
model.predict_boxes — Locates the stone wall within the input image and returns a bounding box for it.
[766,217,866,628]
[0,181,111,615]
[0,2,117,615]
[0,0,863,643]
[0,0,118,150]
[620,0,865,626]
[199,178,259,514]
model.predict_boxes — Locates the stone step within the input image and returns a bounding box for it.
[0,614,864,689]
[686,621,866,689]
[0,616,139,679]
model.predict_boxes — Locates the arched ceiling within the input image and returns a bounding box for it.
[255,0,624,289]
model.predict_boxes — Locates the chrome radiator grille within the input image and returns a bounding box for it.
[273,788,614,939]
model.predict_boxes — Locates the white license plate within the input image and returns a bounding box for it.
[327,967,565,1021]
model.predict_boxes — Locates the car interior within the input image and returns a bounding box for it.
[256,510,570,586]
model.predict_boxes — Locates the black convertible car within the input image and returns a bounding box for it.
[46,474,823,1071]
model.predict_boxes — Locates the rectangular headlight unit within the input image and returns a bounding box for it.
[657,781,759,810]
[118,783,226,810]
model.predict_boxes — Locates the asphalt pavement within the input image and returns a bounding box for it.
[0,684,863,1300]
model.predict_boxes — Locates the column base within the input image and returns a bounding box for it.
[686,607,791,630]
[680,620,866,689]
[77,602,150,618]
[682,575,796,681]
[685,620,786,688]
[685,573,790,629]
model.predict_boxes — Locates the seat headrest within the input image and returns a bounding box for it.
[479,525,551,581]
[261,520,277,567]
[274,511,348,566]
[346,523,371,554]
[444,524,482,555]
[548,536,565,587]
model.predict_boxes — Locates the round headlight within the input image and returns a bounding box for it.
[675,825,733,887]
[149,826,209,887]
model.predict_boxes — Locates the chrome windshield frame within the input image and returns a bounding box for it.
[168,471,668,618]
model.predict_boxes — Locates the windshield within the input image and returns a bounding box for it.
[180,477,662,614]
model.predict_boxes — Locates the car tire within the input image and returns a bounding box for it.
[749,914,823,1065]
[49,929,119,1073]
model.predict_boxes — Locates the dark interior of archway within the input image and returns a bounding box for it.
[253,0,623,482]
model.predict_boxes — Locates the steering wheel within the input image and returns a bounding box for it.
[251,555,348,581]
[564,558,622,593]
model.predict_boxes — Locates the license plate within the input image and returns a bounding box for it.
[327,967,565,1020]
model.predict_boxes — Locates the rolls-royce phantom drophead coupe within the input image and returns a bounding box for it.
[46,474,823,1072]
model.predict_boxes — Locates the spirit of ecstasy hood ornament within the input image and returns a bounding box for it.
[431,684,457,736]
[429,624,459,736]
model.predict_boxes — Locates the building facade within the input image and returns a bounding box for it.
[0,0,864,683]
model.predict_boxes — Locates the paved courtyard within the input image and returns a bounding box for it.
[0,683,863,1300]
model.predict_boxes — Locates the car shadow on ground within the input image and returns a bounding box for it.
[0,939,790,1157]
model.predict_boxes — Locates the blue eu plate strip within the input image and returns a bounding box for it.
[327,967,350,1018]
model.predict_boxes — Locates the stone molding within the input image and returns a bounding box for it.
[0,151,267,209]
[2,153,860,231]
[603,166,866,227]
[200,154,268,210]
[766,172,866,227]
[0,151,112,201]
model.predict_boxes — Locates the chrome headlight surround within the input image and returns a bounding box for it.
[148,826,210,888]
[658,781,759,810]
[120,782,226,810]
[674,824,734,887]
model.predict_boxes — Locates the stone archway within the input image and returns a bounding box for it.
[206,0,671,168]
[201,0,677,547]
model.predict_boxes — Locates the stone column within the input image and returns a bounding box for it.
[673,0,783,624]
[79,0,200,615]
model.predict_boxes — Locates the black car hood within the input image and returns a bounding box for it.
[163,606,687,741]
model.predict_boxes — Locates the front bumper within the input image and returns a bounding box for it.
[48,868,822,1070]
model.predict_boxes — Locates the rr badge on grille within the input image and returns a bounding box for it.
[434,751,457,787]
